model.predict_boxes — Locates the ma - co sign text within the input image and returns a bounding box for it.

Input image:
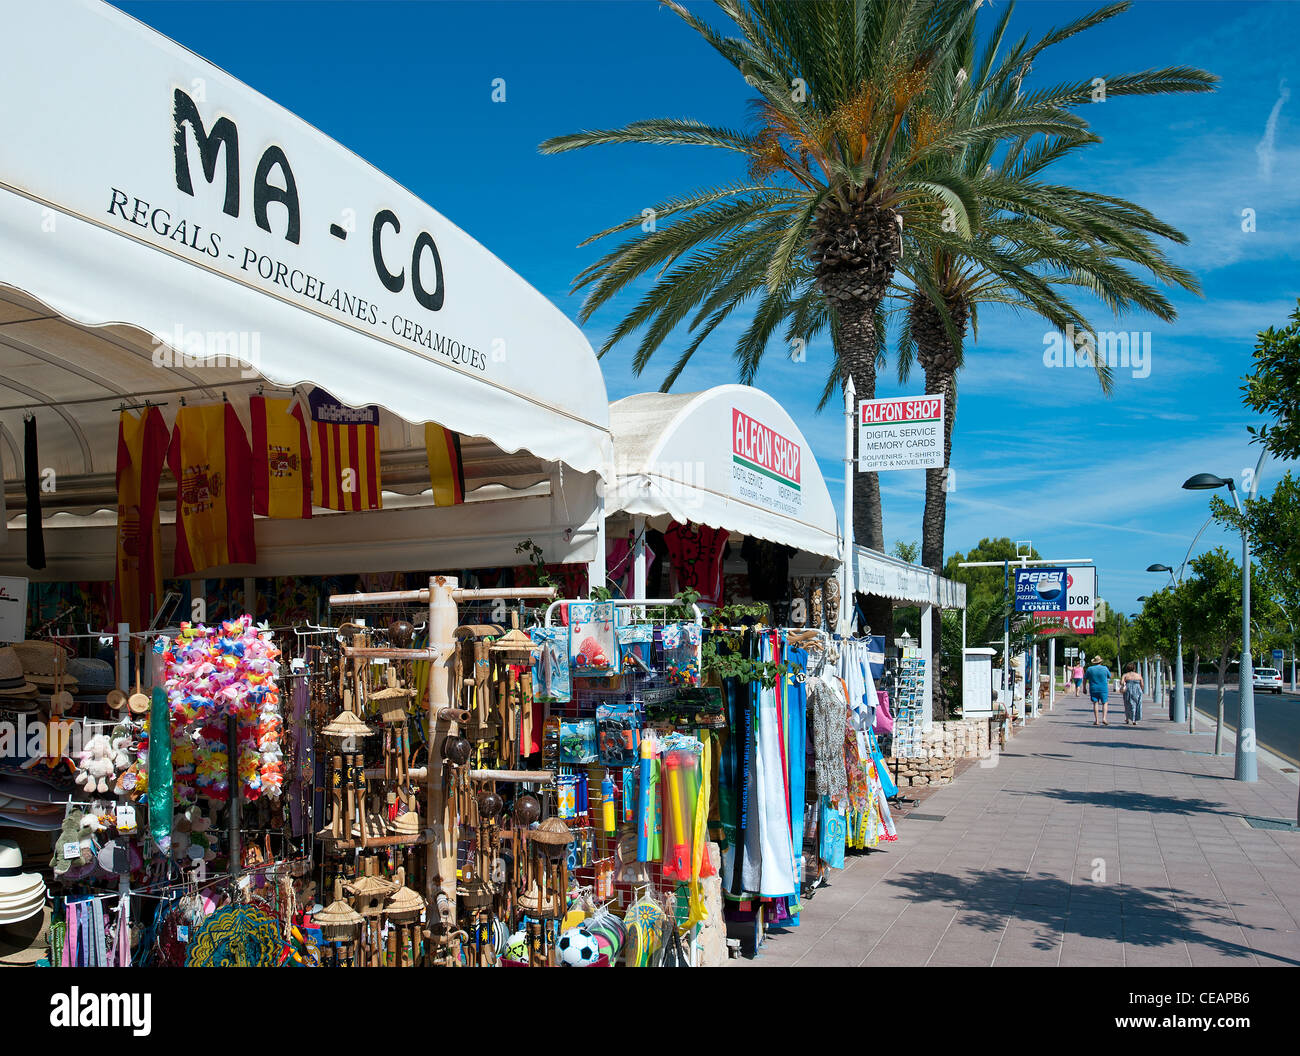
[857,395,945,473]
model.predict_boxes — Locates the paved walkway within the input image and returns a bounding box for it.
[740,690,1300,967]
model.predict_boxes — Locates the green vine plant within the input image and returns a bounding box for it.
[661,589,793,688]
[514,538,555,589]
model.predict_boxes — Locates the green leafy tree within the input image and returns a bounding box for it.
[1183,548,1257,755]
[1242,298,1300,461]
[891,539,921,563]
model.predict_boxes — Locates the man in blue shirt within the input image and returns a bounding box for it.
[1085,655,1112,726]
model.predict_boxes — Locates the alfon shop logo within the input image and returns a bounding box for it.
[49,988,151,1036]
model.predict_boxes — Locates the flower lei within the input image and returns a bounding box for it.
[161,616,284,804]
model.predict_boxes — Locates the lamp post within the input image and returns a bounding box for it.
[1182,472,1256,782]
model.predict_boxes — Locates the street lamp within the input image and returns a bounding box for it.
[1146,564,1187,724]
[1182,472,1256,782]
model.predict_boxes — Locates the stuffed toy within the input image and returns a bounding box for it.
[75,734,123,795]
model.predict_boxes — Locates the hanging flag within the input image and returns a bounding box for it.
[250,395,311,519]
[306,387,382,512]
[114,406,169,631]
[167,402,256,574]
[424,423,465,507]
[23,415,45,570]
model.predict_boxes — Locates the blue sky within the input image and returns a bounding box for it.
[116,0,1297,616]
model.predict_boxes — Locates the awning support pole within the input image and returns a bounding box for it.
[840,376,856,635]
[632,514,647,605]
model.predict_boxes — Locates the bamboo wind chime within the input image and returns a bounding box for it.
[328,577,557,964]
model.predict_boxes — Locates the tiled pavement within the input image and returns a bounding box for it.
[738,690,1300,967]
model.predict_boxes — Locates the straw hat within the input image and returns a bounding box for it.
[0,903,50,966]
[0,648,37,698]
[321,710,374,739]
[11,642,77,690]
[1091,655,1103,665]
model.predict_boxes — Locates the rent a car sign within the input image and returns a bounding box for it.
[731,407,802,516]
[858,395,945,472]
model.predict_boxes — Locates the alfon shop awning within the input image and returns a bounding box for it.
[853,545,967,610]
[0,0,610,580]
[607,385,840,561]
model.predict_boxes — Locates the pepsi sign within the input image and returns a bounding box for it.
[1014,567,1068,611]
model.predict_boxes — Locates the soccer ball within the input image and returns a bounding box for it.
[503,929,528,962]
[557,926,600,967]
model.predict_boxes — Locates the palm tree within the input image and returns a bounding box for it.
[890,3,1213,660]
[541,0,1086,632]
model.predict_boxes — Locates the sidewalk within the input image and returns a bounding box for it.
[739,690,1300,967]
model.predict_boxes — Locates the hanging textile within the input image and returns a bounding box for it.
[114,406,169,630]
[307,386,382,512]
[662,522,729,605]
[23,415,45,569]
[147,681,174,854]
[250,395,312,519]
[424,423,465,506]
[786,645,808,890]
[167,402,256,574]
[809,675,848,803]
[753,632,795,898]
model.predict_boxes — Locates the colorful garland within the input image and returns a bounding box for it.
[160,616,284,804]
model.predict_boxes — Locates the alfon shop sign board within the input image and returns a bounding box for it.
[858,395,945,472]
[1018,566,1097,635]
[731,407,803,518]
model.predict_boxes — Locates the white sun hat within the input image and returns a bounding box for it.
[0,839,44,897]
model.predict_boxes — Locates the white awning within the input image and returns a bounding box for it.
[607,385,840,560]
[0,0,610,480]
[854,545,967,609]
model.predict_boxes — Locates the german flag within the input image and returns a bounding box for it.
[114,406,169,630]
[306,387,382,512]
[424,423,465,506]
[250,395,312,519]
[167,402,256,574]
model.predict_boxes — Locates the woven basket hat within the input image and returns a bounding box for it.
[11,641,77,689]
[0,648,37,698]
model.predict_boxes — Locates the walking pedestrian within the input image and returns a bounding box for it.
[1071,661,1084,697]
[1085,654,1111,726]
[1121,662,1144,724]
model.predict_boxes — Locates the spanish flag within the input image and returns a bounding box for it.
[424,423,465,506]
[114,406,169,630]
[307,387,382,512]
[167,403,256,574]
[250,395,312,519]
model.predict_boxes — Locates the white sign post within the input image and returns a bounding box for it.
[858,395,945,473]
[0,577,29,644]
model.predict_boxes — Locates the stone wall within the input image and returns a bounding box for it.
[885,718,992,787]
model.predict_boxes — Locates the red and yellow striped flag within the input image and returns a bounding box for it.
[424,423,465,506]
[114,406,169,630]
[167,402,256,574]
[307,387,382,512]
[251,395,312,519]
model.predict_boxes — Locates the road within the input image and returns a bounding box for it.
[1181,684,1300,767]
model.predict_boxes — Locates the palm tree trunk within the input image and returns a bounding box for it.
[835,299,892,638]
[813,195,902,640]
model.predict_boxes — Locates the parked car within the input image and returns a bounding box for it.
[1252,667,1283,694]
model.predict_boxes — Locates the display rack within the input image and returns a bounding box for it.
[892,647,926,758]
